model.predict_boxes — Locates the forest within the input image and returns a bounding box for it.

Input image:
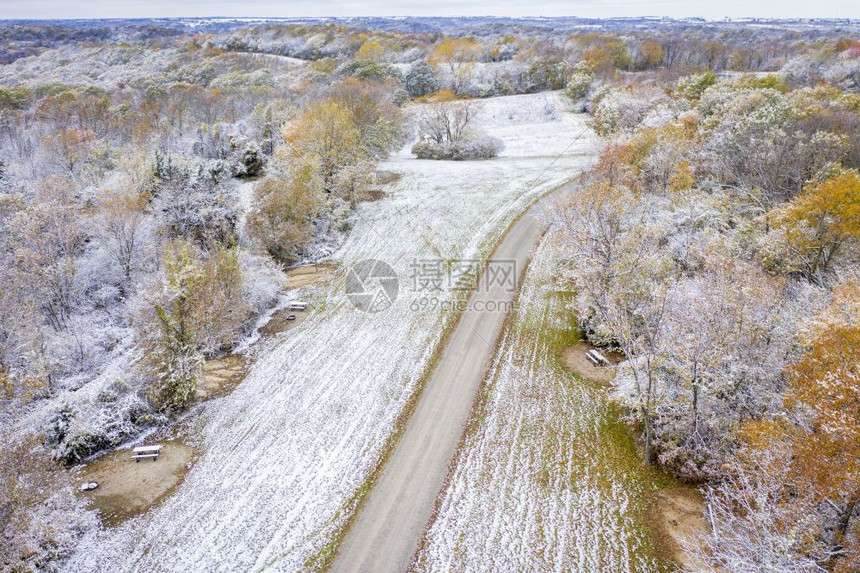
[560,64,860,571]
[0,16,858,572]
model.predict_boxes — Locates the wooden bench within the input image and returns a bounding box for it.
[132,445,163,462]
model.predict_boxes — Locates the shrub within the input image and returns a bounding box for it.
[676,71,717,102]
[411,135,504,160]
[565,61,595,103]
[405,60,438,97]
[335,60,403,83]
[1,433,97,570]
[229,135,264,178]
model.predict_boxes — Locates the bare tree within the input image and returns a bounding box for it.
[418,97,480,144]
[9,181,84,332]
[688,448,828,573]
[559,183,675,464]
[101,190,147,293]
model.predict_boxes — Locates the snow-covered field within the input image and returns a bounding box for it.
[414,229,666,572]
[66,92,597,572]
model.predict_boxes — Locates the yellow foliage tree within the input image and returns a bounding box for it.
[669,161,696,192]
[247,174,316,265]
[769,169,860,282]
[281,98,361,195]
[639,41,664,69]
[787,279,860,504]
[357,39,385,62]
[141,241,250,412]
[46,128,96,173]
[429,37,480,94]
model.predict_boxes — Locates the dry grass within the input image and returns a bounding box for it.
[373,170,403,185]
[645,486,709,571]
[197,355,249,401]
[285,263,339,289]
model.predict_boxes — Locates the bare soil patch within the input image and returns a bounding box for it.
[285,263,338,289]
[259,307,312,337]
[561,342,619,384]
[198,354,249,400]
[258,264,336,337]
[374,170,402,185]
[360,171,401,201]
[74,440,195,527]
[646,486,710,571]
[360,189,387,201]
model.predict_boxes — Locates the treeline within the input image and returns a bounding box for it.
[560,70,859,570]
[0,28,408,567]
[0,45,405,458]
[213,23,860,97]
[0,24,183,64]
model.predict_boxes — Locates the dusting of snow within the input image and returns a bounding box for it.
[235,178,258,244]
[65,92,598,572]
[415,229,662,572]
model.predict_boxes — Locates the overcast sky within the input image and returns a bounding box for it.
[0,0,857,20]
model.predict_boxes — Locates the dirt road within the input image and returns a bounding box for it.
[331,188,569,573]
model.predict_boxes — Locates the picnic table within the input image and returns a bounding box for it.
[131,445,163,462]
[586,349,610,367]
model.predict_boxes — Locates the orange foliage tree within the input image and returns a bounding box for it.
[743,278,860,570]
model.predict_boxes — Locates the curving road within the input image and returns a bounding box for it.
[331,186,571,573]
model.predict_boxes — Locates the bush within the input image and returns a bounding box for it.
[45,394,159,464]
[229,136,264,178]
[335,60,403,83]
[405,60,438,97]
[411,135,504,160]
[1,433,97,570]
[565,61,595,103]
[676,71,717,102]
[391,87,410,107]
[591,90,657,136]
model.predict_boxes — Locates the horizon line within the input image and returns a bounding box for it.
[0,15,856,23]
